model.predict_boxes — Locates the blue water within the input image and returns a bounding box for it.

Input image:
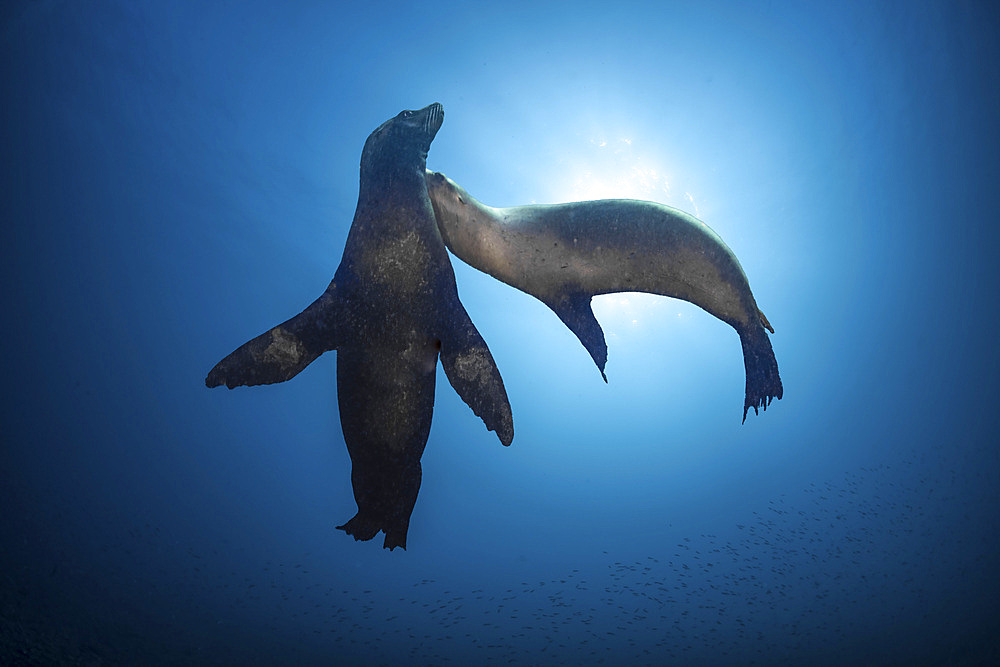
[3,1,998,664]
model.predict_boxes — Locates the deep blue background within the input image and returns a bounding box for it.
[2,1,998,664]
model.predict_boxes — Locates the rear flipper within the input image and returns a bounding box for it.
[336,459,421,551]
[337,512,413,550]
[738,324,783,423]
[338,507,416,551]
[336,512,381,543]
[439,301,514,446]
[206,282,341,389]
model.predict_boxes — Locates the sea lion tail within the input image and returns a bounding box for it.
[206,283,341,389]
[738,324,783,423]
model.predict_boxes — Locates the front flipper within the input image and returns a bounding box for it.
[206,282,341,389]
[439,303,514,446]
[543,292,609,382]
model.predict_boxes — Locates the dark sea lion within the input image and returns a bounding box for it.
[207,105,513,550]
[425,170,782,421]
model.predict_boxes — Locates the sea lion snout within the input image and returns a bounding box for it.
[400,103,443,139]
[424,102,444,131]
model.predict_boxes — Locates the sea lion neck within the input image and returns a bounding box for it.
[357,161,428,206]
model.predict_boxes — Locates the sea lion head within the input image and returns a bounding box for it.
[424,170,476,241]
[425,170,468,217]
[361,103,444,176]
[425,170,502,265]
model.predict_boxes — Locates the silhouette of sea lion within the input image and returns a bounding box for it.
[207,105,513,549]
[425,170,781,421]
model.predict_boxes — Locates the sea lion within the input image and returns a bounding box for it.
[425,170,782,421]
[206,105,513,550]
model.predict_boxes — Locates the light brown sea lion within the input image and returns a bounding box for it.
[426,170,781,421]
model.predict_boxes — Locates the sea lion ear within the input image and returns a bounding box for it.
[757,308,774,334]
